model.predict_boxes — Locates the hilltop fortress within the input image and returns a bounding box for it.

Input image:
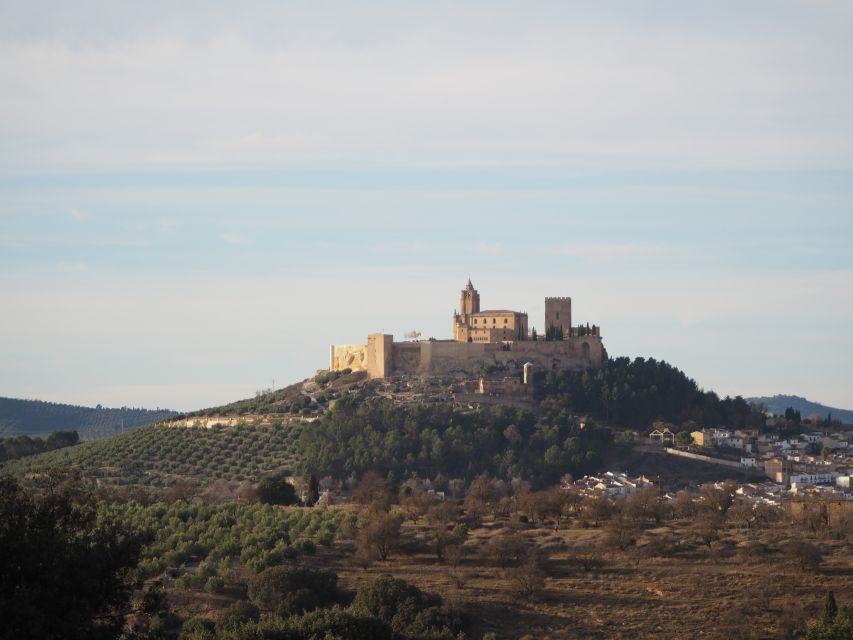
[330,279,605,379]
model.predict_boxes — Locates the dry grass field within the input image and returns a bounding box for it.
[164,506,853,640]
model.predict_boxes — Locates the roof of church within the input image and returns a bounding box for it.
[472,309,526,315]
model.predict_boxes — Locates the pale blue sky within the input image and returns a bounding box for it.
[1,1,851,411]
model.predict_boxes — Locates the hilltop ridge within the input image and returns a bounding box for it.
[747,394,853,424]
[0,396,178,440]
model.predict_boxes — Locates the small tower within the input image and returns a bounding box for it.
[544,297,572,340]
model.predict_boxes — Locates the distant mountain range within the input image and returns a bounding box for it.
[746,395,853,425]
[0,396,178,440]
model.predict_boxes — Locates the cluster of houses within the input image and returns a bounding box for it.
[567,471,660,497]
[566,469,850,507]
[648,424,853,498]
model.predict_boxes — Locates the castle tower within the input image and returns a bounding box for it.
[460,278,480,316]
[544,297,571,340]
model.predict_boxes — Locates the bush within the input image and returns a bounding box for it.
[179,616,215,640]
[217,601,260,631]
[803,604,853,639]
[350,574,457,638]
[294,538,317,554]
[204,576,225,594]
[275,605,393,640]
[148,613,181,639]
[248,566,339,617]
[257,474,299,505]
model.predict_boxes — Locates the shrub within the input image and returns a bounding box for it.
[204,576,225,594]
[178,616,215,640]
[174,574,195,591]
[257,474,299,505]
[217,601,260,631]
[350,574,457,638]
[280,605,392,640]
[248,566,338,617]
[294,539,317,554]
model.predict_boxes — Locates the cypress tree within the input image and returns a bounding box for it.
[822,590,838,623]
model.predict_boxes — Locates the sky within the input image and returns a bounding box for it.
[1,1,852,412]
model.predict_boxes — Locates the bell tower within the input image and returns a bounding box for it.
[460,278,480,316]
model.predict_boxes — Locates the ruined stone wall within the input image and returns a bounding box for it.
[392,342,422,372]
[330,343,369,372]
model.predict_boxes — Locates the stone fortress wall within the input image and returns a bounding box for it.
[330,281,606,379]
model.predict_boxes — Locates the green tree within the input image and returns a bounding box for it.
[45,429,80,450]
[256,473,298,505]
[248,565,338,618]
[804,605,853,640]
[351,574,457,638]
[0,474,145,640]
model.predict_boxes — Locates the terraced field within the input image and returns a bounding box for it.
[1,419,303,487]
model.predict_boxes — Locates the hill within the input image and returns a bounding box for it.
[747,394,853,425]
[1,418,302,489]
[3,357,774,492]
[0,396,178,440]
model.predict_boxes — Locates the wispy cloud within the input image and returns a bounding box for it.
[56,261,89,273]
[219,232,250,246]
[549,241,663,260]
[66,206,91,221]
[1,3,851,172]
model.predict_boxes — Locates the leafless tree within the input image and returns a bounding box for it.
[399,485,432,524]
[480,531,529,568]
[671,490,697,520]
[508,549,548,600]
[353,470,393,512]
[355,512,403,563]
[783,539,822,573]
[464,474,502,520]
[604,509,640,552]
[692,512,723,550]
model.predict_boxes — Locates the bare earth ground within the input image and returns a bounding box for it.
[164,514,853,640]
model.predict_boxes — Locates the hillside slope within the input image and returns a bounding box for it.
[747,394,853,424]
[0,396,177,439]
[1,418,302,488]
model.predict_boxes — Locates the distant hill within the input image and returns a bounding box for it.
[0,397,178,440]
[747,394,853,425]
